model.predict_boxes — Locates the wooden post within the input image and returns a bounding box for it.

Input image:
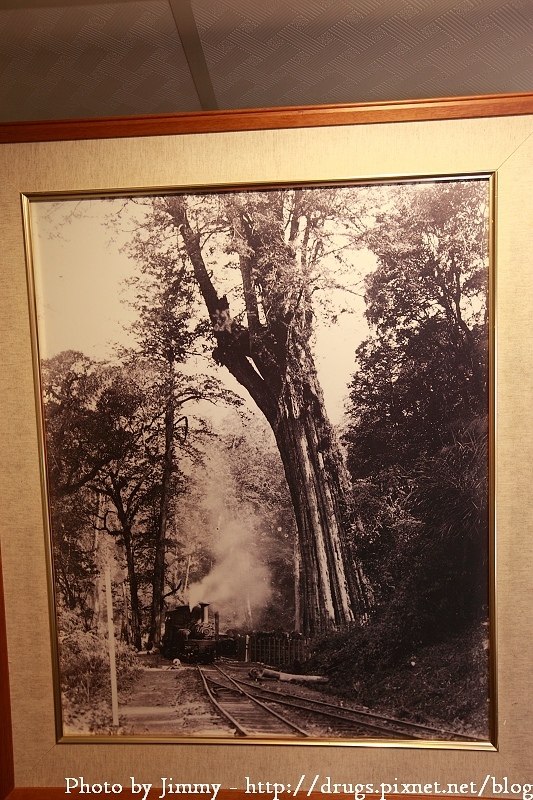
[105,568,119,727]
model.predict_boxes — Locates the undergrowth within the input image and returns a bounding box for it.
[58,612,140,733]
[306,620,489,736]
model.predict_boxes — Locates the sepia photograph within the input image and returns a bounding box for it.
[26,176,492,744]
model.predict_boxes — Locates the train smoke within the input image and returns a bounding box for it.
[188,518,271,629]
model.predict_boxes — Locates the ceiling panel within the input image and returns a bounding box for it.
[192,0,533,109]
[0,0,531,123]
[0,0,201,121]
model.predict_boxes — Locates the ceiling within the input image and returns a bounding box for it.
[0,0,532,123]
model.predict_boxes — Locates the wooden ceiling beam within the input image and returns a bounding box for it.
[168,0,218,112]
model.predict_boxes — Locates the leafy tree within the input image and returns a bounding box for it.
[51,486,99,628]
[86,366,166,649]
[42,351,136,495]
[43,355,152,646]
[344,180,489,477]
[342,179,490,646]
[408,417,489,635]
[124,246,242,645]
[43,253,242,648]
[43,352,143,627]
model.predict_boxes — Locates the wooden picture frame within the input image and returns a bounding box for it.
[2,93,533,800]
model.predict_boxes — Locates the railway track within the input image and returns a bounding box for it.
[201,663,481,741]
[233,675,480,740]
[198,665,309,737]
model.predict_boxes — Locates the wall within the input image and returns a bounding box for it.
[1,114,532,786]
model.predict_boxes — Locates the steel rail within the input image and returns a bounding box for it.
[198,666,308,737]
[233,676,479,742]
[209,665,309,736]
[197,664,248,736]
[235,678,416,739]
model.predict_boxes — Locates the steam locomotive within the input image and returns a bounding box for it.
[161,602,219,663]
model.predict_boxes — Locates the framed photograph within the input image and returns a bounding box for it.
[24,174,494,747]
[1,95,533,796]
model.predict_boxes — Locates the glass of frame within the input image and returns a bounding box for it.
[24,174,494,746]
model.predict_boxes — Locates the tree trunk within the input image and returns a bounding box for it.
[122,532,142,650]
[112,497,143,650]
[271,343,371,635]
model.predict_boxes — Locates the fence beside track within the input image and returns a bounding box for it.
[237,633,310,667]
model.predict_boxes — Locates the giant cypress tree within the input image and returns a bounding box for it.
[127,188,373,635]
